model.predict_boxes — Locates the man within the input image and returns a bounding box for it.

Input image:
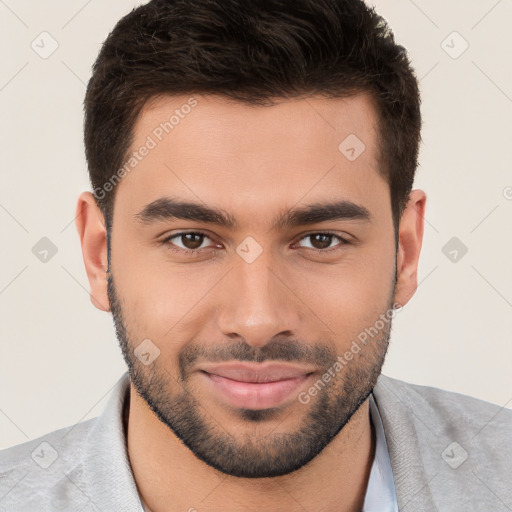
[1,0,510,510]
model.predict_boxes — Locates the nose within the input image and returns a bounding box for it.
[216,250,301,348]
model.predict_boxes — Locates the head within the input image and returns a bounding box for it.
[77,0,425,478]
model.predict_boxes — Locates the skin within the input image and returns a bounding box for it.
[76,92,426,512]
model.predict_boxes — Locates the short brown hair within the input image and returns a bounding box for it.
[84,0,421,240]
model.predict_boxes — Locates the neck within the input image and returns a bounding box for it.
[126,384,375,512]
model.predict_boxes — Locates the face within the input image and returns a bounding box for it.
[97,93,404,478]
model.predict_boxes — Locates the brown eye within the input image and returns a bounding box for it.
[178,233,205,249]
[310,234,333,249]
[163,231,215,252]
[297,232,349,251]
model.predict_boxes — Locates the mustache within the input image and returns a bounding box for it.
[178,338,337,377]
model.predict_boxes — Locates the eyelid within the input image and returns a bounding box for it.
[293,231,351,251]
[162,230,219,249]
[161,229,351,255]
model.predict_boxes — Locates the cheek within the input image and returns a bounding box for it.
[288,242,395,344]
[112,242,223,347]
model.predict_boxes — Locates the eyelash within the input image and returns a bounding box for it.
[160,231,351,257]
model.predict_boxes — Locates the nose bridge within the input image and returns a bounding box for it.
[217,250,298,346]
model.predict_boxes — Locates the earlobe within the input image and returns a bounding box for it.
[75,191,111,312]
[393,189,427,308]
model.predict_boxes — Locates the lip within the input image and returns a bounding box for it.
[197,362,316,410]
[198,361,316,382]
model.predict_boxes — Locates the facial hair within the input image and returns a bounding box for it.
[107,270,395,479]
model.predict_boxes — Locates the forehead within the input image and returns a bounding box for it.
[113,92,388,225]
[137,92,379,158]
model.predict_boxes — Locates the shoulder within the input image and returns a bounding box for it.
[0,372,133,511]
[0,417,96,470]
[373,374,512,508]
[374,373,512,451]
[375,373,512,429]
[374,373,512,472]
[0,417,97,510]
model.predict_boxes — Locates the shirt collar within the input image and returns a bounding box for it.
[69,372,144,511]
[362,393,399,512]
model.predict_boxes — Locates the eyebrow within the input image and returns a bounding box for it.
[134,196,372,230]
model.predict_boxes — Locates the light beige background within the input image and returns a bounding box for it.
[1,0,511,450]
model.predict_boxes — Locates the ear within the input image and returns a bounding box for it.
[393,189,427,308]
[75,191,111,312]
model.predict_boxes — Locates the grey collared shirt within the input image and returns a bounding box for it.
[2,371,511,511]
